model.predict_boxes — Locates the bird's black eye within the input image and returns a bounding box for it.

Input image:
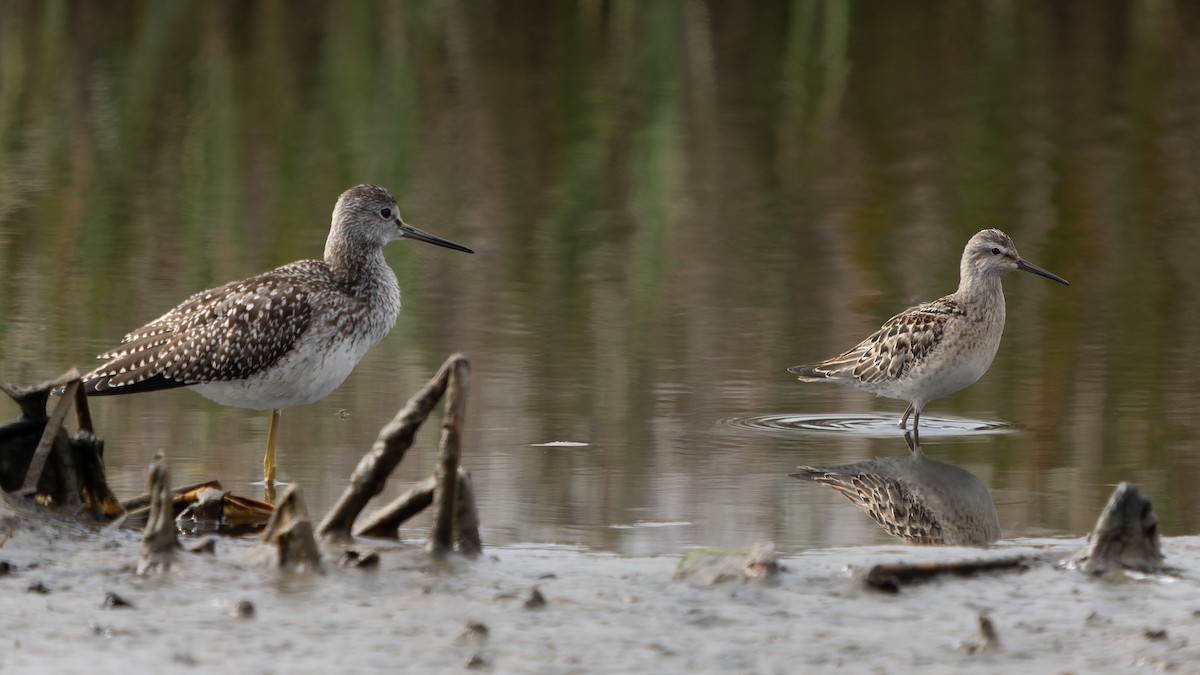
[990,247,1001,255]
[380,207,393,219]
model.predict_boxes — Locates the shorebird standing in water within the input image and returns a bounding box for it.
[82,184,474,485]
[789,229,1068,433]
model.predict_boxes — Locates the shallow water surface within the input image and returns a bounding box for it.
[2,2,1200,556]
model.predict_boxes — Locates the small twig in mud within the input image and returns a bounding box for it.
[430,356,469,557]
[260,485,321,571]
[865,555,1036,592]
[137,450,177,574]
[317,355,466,542]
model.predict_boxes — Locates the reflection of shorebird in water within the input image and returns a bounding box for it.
[791,433,1000,546]
[789,229,1068,434]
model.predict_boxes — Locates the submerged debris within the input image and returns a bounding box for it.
[675,542,780,585]
[524,587,546,609]
[0,371,123,521]
[1069,482,1168,575]
[122,480,274,536]
[233,600,255,619]
[103,591,134,609]
[339,550,380,569]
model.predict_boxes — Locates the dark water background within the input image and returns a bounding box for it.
[2,1,1199,553]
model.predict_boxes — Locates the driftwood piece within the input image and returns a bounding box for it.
[259,485,321,570]
[429,357,470,557]
[0,371,122,521]
[21,378,79,493]
[317,354,469,542]
[137,450,177,574]
[864,555,1035,592]
[353,476,436,538]
[353,466,482,556]
[121,480,223,513]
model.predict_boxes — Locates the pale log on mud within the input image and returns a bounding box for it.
[317,354,469,542]
[138,449,177,574]
[429,357,470,557]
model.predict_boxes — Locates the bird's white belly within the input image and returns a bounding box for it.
[877,338,999,406]
[191,335,374,410]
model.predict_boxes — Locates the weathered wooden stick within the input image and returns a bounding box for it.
[72,379,93,434]
[429,356,470,557]
[352,476,436,538]
[454,467,482,558]
[865,555,1034,592]
[352,467,481,547]
[21,378,78,493]
[138,450,177,574]
[316,355,463,541]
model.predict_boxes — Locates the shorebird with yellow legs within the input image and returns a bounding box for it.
[82,184,473,487]
[789,229,1067,434]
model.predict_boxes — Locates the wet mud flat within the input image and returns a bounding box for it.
[1,525,1198,673]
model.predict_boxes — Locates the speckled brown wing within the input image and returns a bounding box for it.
[790,298,964,385]
[83,262,324,395]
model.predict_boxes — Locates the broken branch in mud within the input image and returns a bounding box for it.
[317,353,482,558]
[430,356,469,557]
[865,555,1036,592]
[354,476,436,537]
[317,356,461,541]
[0,371,122,521]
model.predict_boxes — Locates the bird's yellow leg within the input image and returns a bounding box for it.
[899,404,915,429]
[264,408,280,486]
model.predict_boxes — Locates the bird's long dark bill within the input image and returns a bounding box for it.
[1017,258,1069,285]
[401,223,475,254]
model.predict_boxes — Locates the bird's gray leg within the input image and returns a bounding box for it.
[903,430,924,457]
[898,403,914,429]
